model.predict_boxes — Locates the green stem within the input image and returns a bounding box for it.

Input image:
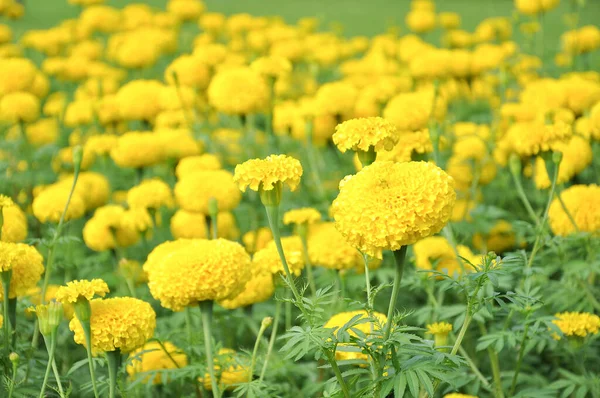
[362,253,372,308]
[384,246,407,340]
[299,234,317,297]
[7,355,17,398]
[451,313,472,356]
[185,307,194,349]
[304,120,328,205]
[259,300,281,382]
[39,334,57,398]
[51,358,65,397]
[458,346,492,391]
[264,205,308,319]
[2,271,12,353]
[488,346,504,398]
[81,320,100,398]
[327,351,351,398]
[509,321,530,396]
[249,320,270,384]
[509,166,540,226]
[106,350,121,398]
[200,301,220,398]
[555,188,579,233]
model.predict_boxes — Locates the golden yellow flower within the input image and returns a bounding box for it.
[313,81,358,116]
[55,279,109,304]
[218,266,274,309]
[331,161,456,258]
[250,55,292,79]
[552,312,600,339]
[383,89,445,132]
[175,154,222,179]
[307,222,363,271]
[405,9,436,34]
[167,0,205,21]
[201,348,250,391]
[443,394,478,398]
[549,184,600,236]
[82,205,140,251]
[207,67,269,115]
[252,237,305,276]
[438,12,461,30]
[0,91,40,123]
[414,236,478,278]
[283,208,321,226]
[1,200,27,243]
[324,310,387,362]
[32,185,86,224]
[242,227,273,254]
[233,154,303,192]
[56,172,110,212]
[126,341,188,385]
[175,170,241,213]
[24,118,58,146]
[513,121,573,157]
[110,131,165,169]
[0,242,44,299]
[127,179,174,210]
[533,136,592,189]
[165,54,210,90]
[70,297,156,355]
[426,322,452,335]
[472,220,517,254]
[170,210,239,240]
[145,239,251,311]
[333,117,398,154]
[115,79,165,122]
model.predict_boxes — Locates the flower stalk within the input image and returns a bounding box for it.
[249,317,272,383]
[384,246,408,340]
[200,300,220,398]
[106,350,121,398]
[2,270,13,352]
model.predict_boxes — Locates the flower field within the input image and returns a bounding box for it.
[1,0,600,397]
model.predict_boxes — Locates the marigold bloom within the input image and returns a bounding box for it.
[32,185,86,224]
[175,154,222,179]
[533,136,592,189]
[170,210,239,240]
[0,91,40,123]
[313,81,358,116]
[165,55,210,90]
[250,55,292,79]
[70,297,156,355]
[110,131,165,169]
[145,239,251,311]
[82,205,140,251]
[513,121,572,157]
[55,279,109,304]
[548,184,600,236]
[307,222,363,271]
[552,312,600,339]
[472,220,517,253]
[283,208,321,226]
[324,310,387,362]
[242,227,273,254]
[233,154,303,192]
[175,170,241,213]
[218,266,274,309]
[126,341,188,385]
[207,67,269,115]
[1,199,27,243]
[115,80,165,122]
[333,117,398,154]
[127,179,174,210]
[252,237,305,276]
[331,161,456,258]
[0,242,44,299]
[56,172,110,212]
[414,236,478,278]
[201,349,250,391]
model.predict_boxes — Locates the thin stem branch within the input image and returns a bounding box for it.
[200,301,220,398]
[81,320,100,398]
[510,321,530,396]
[259,300,281,382]
[39,334,57,398]
[327,351,352,398]
[106,350,121,398]
[384,247,408,340]
[299,234,316,297]
[362,253,372,308]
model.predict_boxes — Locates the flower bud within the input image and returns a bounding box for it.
[72,145,83,173]
[74,297,92,324]
[9,352,19,363]
[261,317,273,329]
[259,181,282,207]
[208,197,219,218]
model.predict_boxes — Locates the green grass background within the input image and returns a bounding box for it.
[7,0,600,45]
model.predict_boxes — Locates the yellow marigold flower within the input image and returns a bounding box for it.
[127,179,174,210]
[70,297,156,355]
[384,90,445,132]
[175,170,241,213]
[201,348,250,391]
[170,210,239,240]
[167,0,205,22]
[1,199,27,243]
[242,227,273,254]
[198,12,226,34]
[55,279,109,304]
[56,171,110,212]
[115,80,165,122]
[0,91,40,123]
[126,341,188,385]
[122,208,154,233]
[438,12,461,30]
[549,184,600,236]
[333,117,399,154]
[313,81,358,116]
[207,67,269,115]
[218,265,274,309]
[413,236,477,278]
[175,154,222,179]
[552,312,600,339]
[427,322,452,335]
[0,242,44,299]
[25,118,58,146]
[0,58,38,94]
[83,134,118,157]
[283,208,321,226]
[233,154,303,193]
[533,136,592,189]
[110,131,165,169]
[155,128,203,160]
[165,54,210,90]
[142,239,196,276]
[513,121,573,157]
[331,161,456,258]
[250,55,292,79]
[405,9,436,34]
[444,394,478,398]
[118,259,148,285]
[252,236,305,276]
[82,205,140,251]
[307,222,363,271]
[32,185,86,224]
[145,239,251,311]
[324,310,387,362]
[472,220,517,254]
